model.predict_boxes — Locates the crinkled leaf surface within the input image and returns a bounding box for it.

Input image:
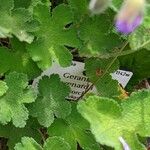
[0,119,41,150]
[14,136,71,150]
[119,49,150,90]
[129,26,150,51]
[29,74,71,127]
[13,0,50,12]
[43,136,71,150]
[67,0,88,21]
[0,72,36,127]
[48,103,100,150]
[27,3,80,69]
[143,6,150,28]
[0,81,8,96]
[85,58,121,97]
[15,137,42,150]
[78,90,150,150]
[14,0,31,9]
[0,0,38,43]
[78,10,124,57]
[0,38,41,79]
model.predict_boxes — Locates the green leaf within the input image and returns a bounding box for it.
[0,119,41,150]
[78,11,124,57]
[129,26,150,51]
[0,81,8,96]
[48,103,100,150]
[43,136,71,150]
[111,0,122,12]
[14,0,31,9]
[85,58,121,97]
[27,3,81,69]
[14,136,71,150]
[67,0,89,21]
[119,49,150,88]
[14,137,42,150]
[0,0,14,13]
[143,6,150,28]
[0,72,36,127]
[0,38,41,79]
[78,90,150,150]
[0,0,38,43]
[13,0,50,11]
[29,74,71,127]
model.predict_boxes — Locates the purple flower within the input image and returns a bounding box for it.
[119,137,130,150]
[116,15,143,34]
[115,0,145,34]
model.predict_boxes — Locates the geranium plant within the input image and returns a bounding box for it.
[0,0,150,150]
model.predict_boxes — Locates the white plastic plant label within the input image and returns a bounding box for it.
[111,70,133,88]
[33,61,133,100]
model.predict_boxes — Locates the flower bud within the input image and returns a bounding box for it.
[115,0,145,34]
[89,0,111,14]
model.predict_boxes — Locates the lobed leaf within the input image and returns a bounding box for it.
[27,3,81,69]
[78,10,124,57]
[0,119,41,150]
[0,0,38,43]
[48,103,100,150]
[29,74,71,127]
[78,90,150,150]
[0,38,41,79]
[0,72,36,127]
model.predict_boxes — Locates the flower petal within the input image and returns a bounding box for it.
[115,0,145,34]
[119,137,131,150]
[115,15,142,34]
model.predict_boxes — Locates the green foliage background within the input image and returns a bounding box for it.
[0,0,150,150]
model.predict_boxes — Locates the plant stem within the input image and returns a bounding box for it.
[77,41,129,100]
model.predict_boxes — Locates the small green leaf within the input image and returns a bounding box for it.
[78,90,150,150]
[29,74,71,127]
[48,103,100,150]
[14,136,71,150]
[0,72,36,127]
